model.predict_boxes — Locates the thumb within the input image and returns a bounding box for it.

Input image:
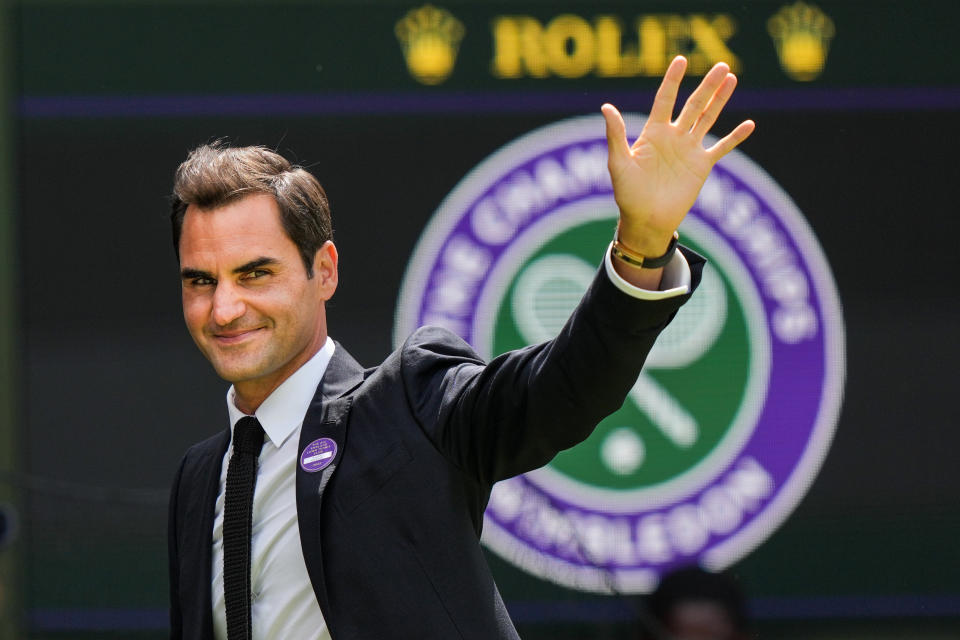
[601,103,630,166]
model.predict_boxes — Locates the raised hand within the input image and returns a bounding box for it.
[602,56,755,260]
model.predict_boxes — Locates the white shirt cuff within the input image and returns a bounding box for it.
[603,242,691,300]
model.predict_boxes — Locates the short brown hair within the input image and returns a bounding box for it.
[170,142,332,277]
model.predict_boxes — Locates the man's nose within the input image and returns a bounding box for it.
[211,282,246,326]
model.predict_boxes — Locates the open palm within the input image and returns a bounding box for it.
[603,57,755,257]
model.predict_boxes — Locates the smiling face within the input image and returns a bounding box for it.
[179,193,338,412]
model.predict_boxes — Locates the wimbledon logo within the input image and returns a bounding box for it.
[394,114,845,593]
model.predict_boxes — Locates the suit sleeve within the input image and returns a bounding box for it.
[400,247,705,486]
[168,454,187,640]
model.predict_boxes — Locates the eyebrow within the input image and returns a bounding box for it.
[180,256,279,280]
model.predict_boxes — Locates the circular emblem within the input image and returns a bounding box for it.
[394,114,845,593]
[300,437,338,473]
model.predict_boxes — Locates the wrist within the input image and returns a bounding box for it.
[615,221,676,257]
[612,226,679,270]
[608,241,665,289]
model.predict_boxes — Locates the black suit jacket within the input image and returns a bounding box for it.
[168,254,703,639]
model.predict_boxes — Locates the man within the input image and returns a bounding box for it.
[168,56,754,639]
[638,566,750,640]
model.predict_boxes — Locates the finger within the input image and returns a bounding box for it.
[692,73,737,140]
[601,103,631,165]
[648,56,688,124]
[675,62,730,132]
[707,120,756,160]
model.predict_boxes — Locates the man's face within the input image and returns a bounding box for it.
[666,600,742,640]
[179,194,337,401]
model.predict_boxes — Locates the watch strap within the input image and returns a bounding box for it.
[611,230,679,269]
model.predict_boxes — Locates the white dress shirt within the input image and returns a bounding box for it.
[212,338,335,640]
[209,248,689,638]
[603,241,691,300]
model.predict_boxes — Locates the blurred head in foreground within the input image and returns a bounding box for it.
[640,566,749,640]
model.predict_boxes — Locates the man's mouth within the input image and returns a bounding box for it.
[211,328,263,345]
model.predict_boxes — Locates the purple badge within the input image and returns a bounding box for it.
[300,437,338,473]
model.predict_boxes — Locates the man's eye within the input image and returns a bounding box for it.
[244,270,270,280]
[191,277,215,286]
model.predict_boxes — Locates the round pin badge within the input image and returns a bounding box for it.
[300,437,338,473]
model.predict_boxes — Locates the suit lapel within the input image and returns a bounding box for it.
[181,429,229,640]
[296,342,365,614]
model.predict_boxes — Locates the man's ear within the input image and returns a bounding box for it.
[313,240,338,300]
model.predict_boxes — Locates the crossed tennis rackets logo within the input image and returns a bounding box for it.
[511,255,727,475]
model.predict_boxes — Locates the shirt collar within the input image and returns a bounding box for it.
[226,338,336,448]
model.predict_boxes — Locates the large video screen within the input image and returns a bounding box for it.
[8,1,959,637]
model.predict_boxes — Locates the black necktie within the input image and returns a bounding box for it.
[223,416,265,640]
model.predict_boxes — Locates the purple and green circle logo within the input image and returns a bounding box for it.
[394,115,845,593]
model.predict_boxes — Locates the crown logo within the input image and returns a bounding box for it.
[395,5,465,85]
[768,2,835,81]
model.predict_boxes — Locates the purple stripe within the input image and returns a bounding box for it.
[26,594,960,629]
[506,594,960,623]
[18,86,960,118]
[29,607,168,631]
[751,594,960,619]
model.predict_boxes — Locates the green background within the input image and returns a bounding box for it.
[491,219,751,489]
